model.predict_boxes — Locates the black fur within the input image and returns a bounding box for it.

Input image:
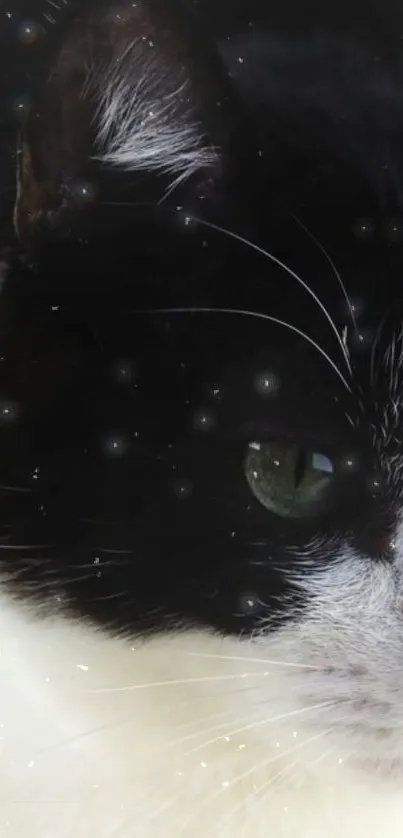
[0,0,403,638]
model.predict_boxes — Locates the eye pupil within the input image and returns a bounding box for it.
[294,448,307,489]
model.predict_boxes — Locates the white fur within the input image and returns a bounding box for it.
[84,39,220,195]
[2,523,403,836]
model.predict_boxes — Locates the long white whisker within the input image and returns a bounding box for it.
[129,307,352,391]
[178,724,336,834]
[218,727,335,826]
[166,711,262,751]
[185,699,339,755]
[370,311,389,386]
[185,215,353,377]
[80,671,274,695]
[38,709,231,761]
[291,214,358,335]
[180,651,321,670]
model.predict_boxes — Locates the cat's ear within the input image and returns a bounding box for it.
[14,0,243,248]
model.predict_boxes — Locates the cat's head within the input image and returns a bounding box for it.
[3,0,403,787]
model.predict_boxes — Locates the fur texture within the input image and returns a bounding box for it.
[86,42,219,193]
[4,0,403,836]
[3,569,403,838]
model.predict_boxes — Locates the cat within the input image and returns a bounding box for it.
[0,0,403,835]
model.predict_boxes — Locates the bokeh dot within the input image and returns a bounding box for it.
[111,359,136,385]
[345,296,365,319]
[238,592,259,615]
[340,454,360,474]
[71,180,97,205]
[13,94,32,119]
[0,401,19,422]
[366,474,383,496]
[174,480,193,500]
[254,371,280,397]
[383,217,403,243]
[176,209,198,232]
[17,19,44,45]
[192,409,215,432]
[209,384,221,400]
[350,327,373,352]
[352,217,374,240]
[102,435,129,458]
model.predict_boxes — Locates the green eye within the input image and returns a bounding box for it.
[244,440,335,519]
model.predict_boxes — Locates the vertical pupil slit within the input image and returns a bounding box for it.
[294,448,307,488]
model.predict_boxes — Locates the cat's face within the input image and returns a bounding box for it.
[1,221,403,779]
[5,0,403,816]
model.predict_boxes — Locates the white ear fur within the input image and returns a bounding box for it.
[84,39,220,196]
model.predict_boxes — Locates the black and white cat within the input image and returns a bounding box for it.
[1,0,403,835]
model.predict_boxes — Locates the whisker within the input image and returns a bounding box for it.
[180,651,322,670]
[178,724,335,833]
[185,700,340,755]
[219,727,334,825]
[186,215,353,377]
[37,709,230,762]
[292,214,358,336]
[80,671,274,695]
[129,307,352,391]
[97,204,353,381]
[370,311,390,386]
[167,711,264,750]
